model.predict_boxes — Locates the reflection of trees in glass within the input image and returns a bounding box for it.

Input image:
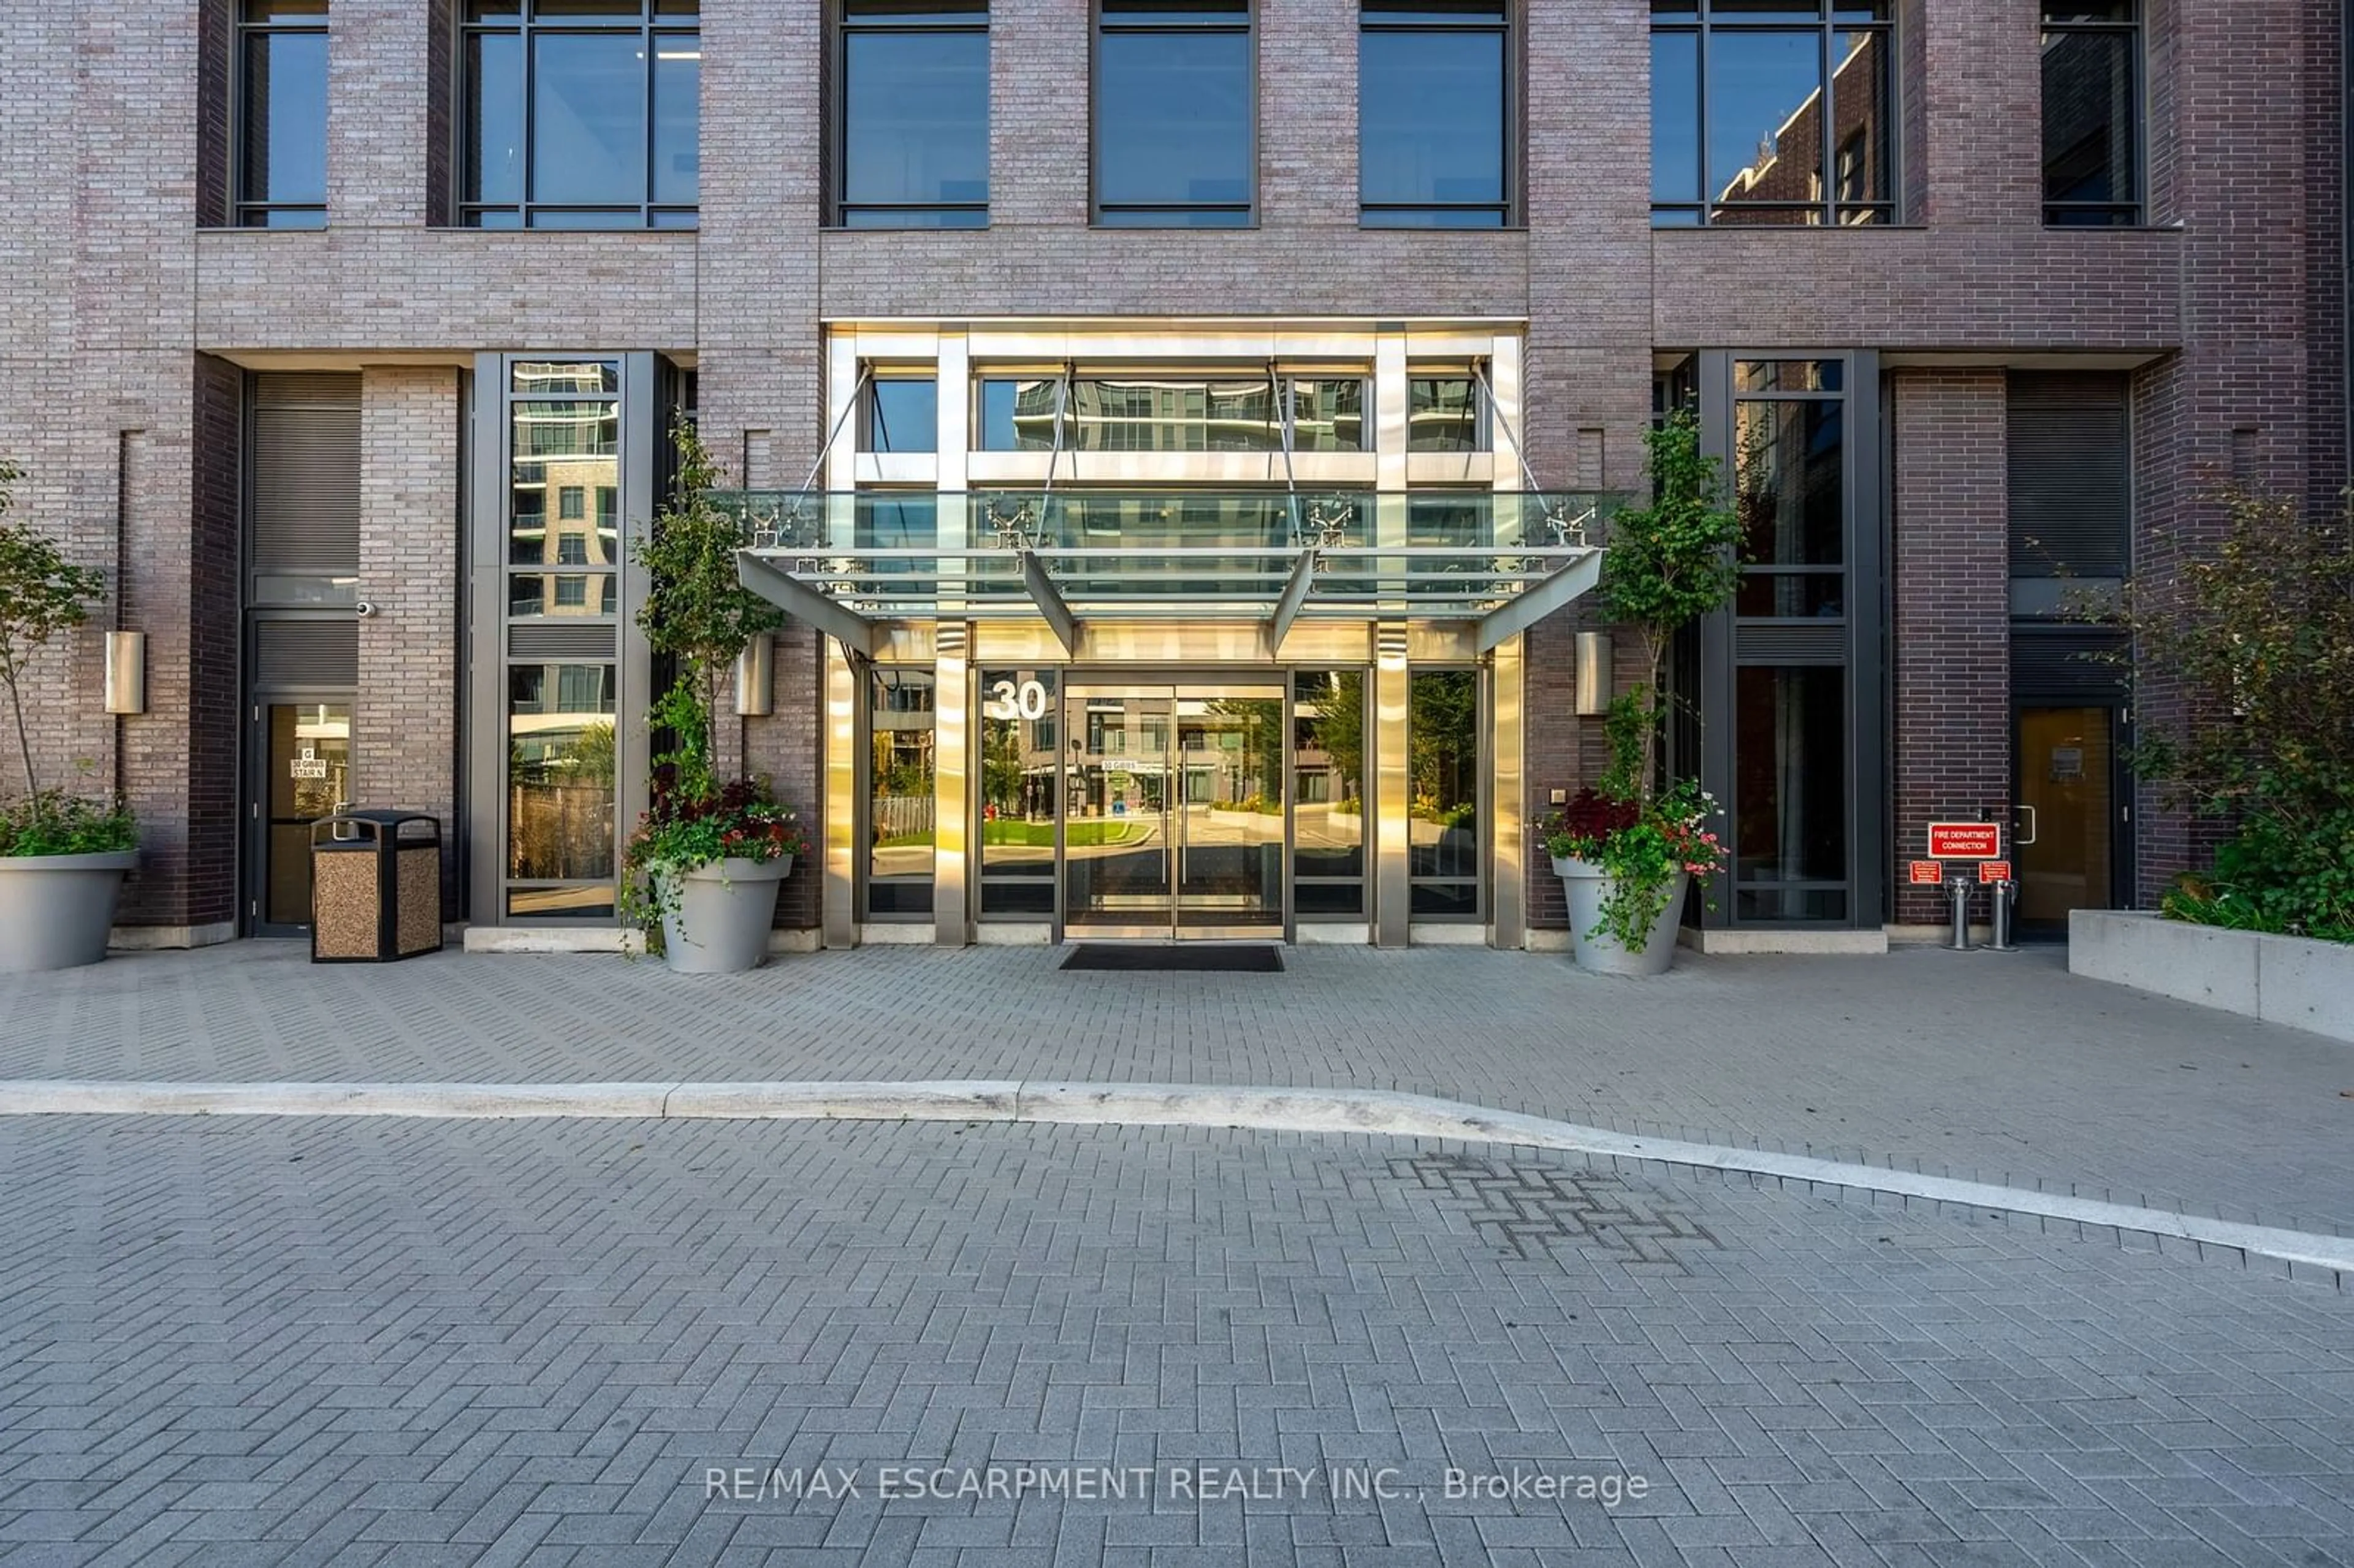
[1410,670,1477,824]
[1299,671,1365,811]
[983,720,1025,815]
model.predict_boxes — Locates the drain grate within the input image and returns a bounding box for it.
[1392,1152,1725,1270]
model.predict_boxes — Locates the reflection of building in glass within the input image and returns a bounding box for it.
[1708,32,1889,224]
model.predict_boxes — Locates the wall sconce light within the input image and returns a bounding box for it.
[102,630,146,716]
[1574,630,1612,717]
[734,630,775,717]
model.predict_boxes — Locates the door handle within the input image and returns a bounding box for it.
[2013,804,2037,847]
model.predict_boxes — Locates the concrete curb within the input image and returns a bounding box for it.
[4,1076,2348,1277]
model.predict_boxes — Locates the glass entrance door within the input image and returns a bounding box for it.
[1064,683,1285,938]
[253,699,354,934]
[2014,706,2120,931]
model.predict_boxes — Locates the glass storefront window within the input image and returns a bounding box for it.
[1293,671,1365,917]
[980,669,1059,917]
[867,668,937,918]
[506,661,617,916]
[1408,669,1479,917]
[1732,664,1847,922]
[1407,377,1482,451]
[1734,398,1844,568]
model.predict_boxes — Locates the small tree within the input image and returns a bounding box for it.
[1591,408,1744,800]
[632,416,785,801]
[2089,486,2354,941]
[0,460,107,810]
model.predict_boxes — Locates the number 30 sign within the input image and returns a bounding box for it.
[985,679,1050,723]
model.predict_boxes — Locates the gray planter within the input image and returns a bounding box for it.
[658,854,790,974]
[1553,857,1687,977]
[0,850,139,973]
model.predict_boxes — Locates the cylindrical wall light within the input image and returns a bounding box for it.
[1574,631,1613,717]
[102,630,146,716]
[734,630,775,717]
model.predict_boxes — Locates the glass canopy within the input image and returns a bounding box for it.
[721,490,1620,654]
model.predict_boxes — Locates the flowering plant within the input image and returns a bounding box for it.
[619,769,808,939]
[1541,780,1729,950]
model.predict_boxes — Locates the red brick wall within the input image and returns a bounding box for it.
[1889,371,2010,926]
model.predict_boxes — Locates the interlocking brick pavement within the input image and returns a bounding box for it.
[2,942,2349,1237]
[1,1117,2350,1566]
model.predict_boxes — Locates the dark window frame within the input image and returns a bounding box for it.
[834,1,991,230]
[458,0,700,231]
[1357,0,1514,230]
[2040,1,2143,227]
[1092,0,1258,229]
[234,0,330,229]
[1650,0,1897,229]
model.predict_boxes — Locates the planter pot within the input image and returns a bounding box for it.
[1553,858,1688,978]
[658,855,790,975]
[0,850,139,973]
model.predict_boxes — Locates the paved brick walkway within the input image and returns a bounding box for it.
[2,1116,2350,1567]
[2,942,2348,1236]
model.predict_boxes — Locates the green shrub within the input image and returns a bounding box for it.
[0,790,136,858]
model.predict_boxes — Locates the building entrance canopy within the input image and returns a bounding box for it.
[725,490,1618,657]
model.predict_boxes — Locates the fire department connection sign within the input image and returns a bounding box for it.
[1927,822,2002,859]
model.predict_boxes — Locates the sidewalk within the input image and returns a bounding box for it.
[3,940,2347,1237]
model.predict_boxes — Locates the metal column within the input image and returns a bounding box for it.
[823,637,859,949]
[1373,623,1411,948]
[1487,632,1526,950]
[932,623,970,947]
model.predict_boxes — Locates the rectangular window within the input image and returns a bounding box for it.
[558,485,584,519]
[1095,1,1254,227]
[1407,669,1480,918]
[462,0,699,230]
[837,1,989,229]
[864,379,940,454]
[867,668,937,919]
[236,0,329,228]
[505,661,617,917]
[1293,671,1365,916]
[1651,0,1893,227]
[1406,376,1484,452]
[2042,2,2141,226]
[1358,1,1509,228]
[979,668,1058,918]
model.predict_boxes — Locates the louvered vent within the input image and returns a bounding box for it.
[2012,628,2128,701]
[1735,622,1846,664]
[2008,373,2130,578]
[509,623,617,660]
[253,620,358,688]
[249,373,360,576]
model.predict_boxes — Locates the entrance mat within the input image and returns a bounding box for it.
[1060,943,1284,973]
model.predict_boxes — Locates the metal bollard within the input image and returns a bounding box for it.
[1947,877,1974,951]
[1987,875,2018,952]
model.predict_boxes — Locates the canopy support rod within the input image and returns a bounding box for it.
[1474,549,1603,653]
[1018,549,1081,655]
[1265,546,1319,657]
[736,552,880,659]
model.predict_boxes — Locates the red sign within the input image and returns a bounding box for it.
[1908,861,1945,886]
[1979,861,2013,884]
[1928,822,2003,859]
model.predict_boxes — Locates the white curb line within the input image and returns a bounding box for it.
[3,1077,2347,1277]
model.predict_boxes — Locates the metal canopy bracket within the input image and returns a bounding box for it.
[1474,549,1604,653]
[736,550,878,659]
[1017,549,1081,655]
[1264,547,1319,657]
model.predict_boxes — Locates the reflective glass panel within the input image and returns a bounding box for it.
[1358,24,1505,223]
[240,29,328,213]
[978,378,1062,450]
[506,663,617,886]
[1706,30,1823,215]
[868,379,939,454]
[1408,669,1479,916]
[980,669,1059,917]
[1733,664,1846,899]
[1066,379,1276,452]
[843,25,989,219]
[1734,398,1843,566]
[1737,571,1844,618]
[651,39,699,205]
[1650,29,1701,205]
[466,33,524,205]
[531,33,648,205]
[867,669,936,918]
[509,400,620,565]
[1288,379,1365,452]
[2042,29,2136,218]
[1095,30,1253,216]
[1293,670,1365,915]
[1829,29,1889,218]
[1407,378,1481,451]
[508,573,618,617]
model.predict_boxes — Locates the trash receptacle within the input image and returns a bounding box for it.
[311,812,443,962]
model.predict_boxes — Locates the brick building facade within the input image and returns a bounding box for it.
[0,0,2342,951]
